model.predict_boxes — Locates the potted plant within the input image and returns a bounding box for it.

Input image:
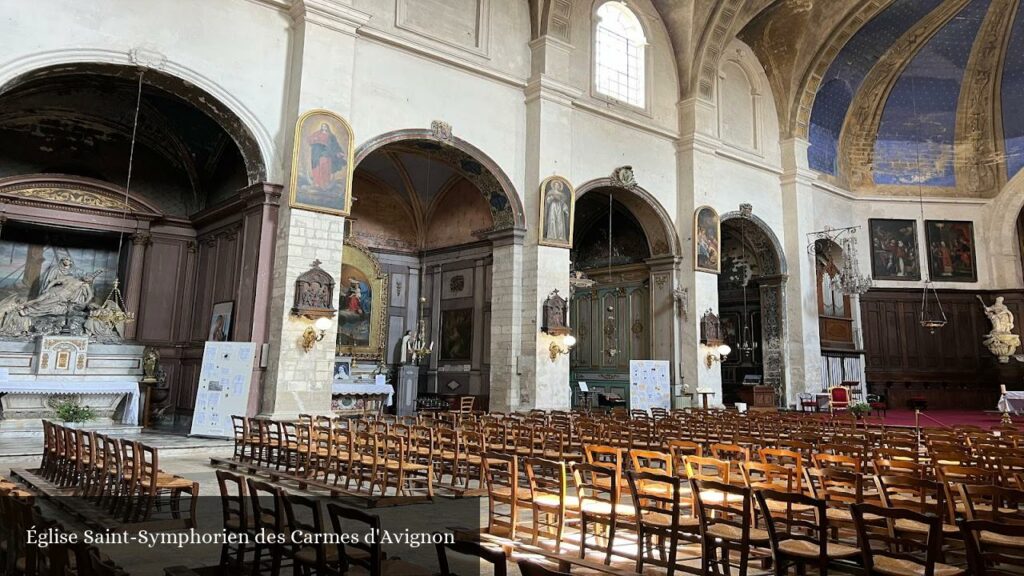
[48,397,95,425]
[848,402,872,420]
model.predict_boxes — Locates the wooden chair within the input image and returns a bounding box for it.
[625,470,699,576]
[813,453,862,474]
[851,503,964,576]
[230,415,249,461]
[961,519,1024,574]
[282,491,336,575]
[436,538,507,576]
[458,396,475,413]
[524,457,577,551]
[572,462,635,565]
[958,483,1024,525]
[215,470,250,569]
[325,503,431,575]
[329,427,357,489]
[381,433,433,497]
[755,489,859,576]
[875,475,959,540]
[827,386,850,414]
[133,443,199,527]
[517,559,571,576]
[247,478,287,575]
[692,478,769,576]
[482,452,529,539]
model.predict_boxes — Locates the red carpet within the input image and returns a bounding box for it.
[833,409,1022,430]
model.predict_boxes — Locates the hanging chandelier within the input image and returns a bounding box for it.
[738,219,757,357]
[805,225,872,295]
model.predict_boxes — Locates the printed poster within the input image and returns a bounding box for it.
[629,360,671,413]
[189,341,257,438]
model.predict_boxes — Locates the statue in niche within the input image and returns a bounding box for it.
[978,296,1020,363]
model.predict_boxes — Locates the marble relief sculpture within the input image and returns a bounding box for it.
[0,256,124,342]
[979,296,1020,363]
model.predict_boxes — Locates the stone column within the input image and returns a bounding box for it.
[259,0,370,419]
[123,231,150,341]
[647,255,683,397]
[487,228,525,412]
[780,137,823,407]
[676,98,725,407]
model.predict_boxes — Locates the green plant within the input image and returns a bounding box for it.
[849,402,872,418]
[48,397,95,423]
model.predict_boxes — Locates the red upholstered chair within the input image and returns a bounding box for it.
[828,386,850,414]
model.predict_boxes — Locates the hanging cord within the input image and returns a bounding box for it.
[115,68,145,263]
[909,77,946,328]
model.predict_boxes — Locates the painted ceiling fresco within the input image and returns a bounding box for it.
[808,0,1024,191]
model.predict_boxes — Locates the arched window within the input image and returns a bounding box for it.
[594,2,646,107]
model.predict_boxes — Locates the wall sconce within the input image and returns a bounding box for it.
[301,317,334,353]
[549,334,577,361]
[700,308,730,368]
[705,343,732,368]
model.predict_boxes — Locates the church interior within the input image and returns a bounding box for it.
[4,0,1024,574]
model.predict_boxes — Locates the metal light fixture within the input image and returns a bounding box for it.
[700,309,731,368]
[549,334,578,361]
[806,225,872,295]
[737,218,757,358]
[601,192,619,358]
[301,317,334,353]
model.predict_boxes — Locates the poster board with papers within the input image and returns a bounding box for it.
[629,360,671,413]
[189,342,257,438]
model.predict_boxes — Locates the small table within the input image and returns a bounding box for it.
[695,389,715,410]
[998,391,1024,414]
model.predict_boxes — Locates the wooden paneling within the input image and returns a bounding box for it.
[136,237,190,344]
[860,288,1024,410]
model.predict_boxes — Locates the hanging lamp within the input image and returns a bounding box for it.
[603,192,619,358]
[906,84,946,333]
[738,219,756,357]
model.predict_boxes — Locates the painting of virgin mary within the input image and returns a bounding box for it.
[289,109,354,216]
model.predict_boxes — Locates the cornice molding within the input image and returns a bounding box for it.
[290,0,371,36]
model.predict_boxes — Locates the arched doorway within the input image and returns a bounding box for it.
[347,131,523,411]
[718,212,786,406]
[0,64,273,431]
[569,181,680,409]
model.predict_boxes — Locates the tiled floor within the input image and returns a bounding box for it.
[0,430,232,458]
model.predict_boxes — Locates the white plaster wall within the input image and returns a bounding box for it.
[349,39,528,206]
[0,0,291,181]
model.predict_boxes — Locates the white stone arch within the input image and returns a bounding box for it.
[0,48,278,183]
[985,168,1024,288]
[716,38,781,162]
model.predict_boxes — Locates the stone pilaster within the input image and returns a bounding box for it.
[487,228,525,412]
[260,0,370,418]
[516,35,579,411]
[676,98,725,407]
[780,137,823,407]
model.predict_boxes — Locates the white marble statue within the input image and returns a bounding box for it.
[0,294,31,336]
[20,264,100,318]
[84,299,126,341]
[979,295,1020,363]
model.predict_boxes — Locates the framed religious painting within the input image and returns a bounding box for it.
[868,219,920,281]
[336,239,389,360]
[440,308,473,361]
[289,109,354,216]
[208,301,234,342]
[538,176,575,248]
[693,205,721,273]
[925,220,977,282]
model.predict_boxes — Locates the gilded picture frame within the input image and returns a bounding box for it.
[924,220,977,283]
[694,205,721,273]
[288,109,355,217]
[538,175,575,248]
[336,239,389,360]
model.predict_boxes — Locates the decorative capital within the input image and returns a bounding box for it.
[132,233,152,247]
[739,203,753,218]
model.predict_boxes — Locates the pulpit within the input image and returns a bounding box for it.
[752,385,776,409]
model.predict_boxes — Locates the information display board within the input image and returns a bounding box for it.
[629,360,671,413]
[189,342,257,438]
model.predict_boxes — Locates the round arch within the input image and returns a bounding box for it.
[0,52,272,184]
[354,129,526,230]
[987,168,1024,287]
[574,178,681,257]
[719,210,788,405]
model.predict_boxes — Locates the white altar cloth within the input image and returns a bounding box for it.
[998,391,1024,414]
[0,378,140,425]
[331,382,394,406]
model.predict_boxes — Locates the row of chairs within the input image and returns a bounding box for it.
[40,420,199,527]
[0,477,128,576]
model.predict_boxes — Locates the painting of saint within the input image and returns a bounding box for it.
[694,206,721,273]
[336,240,388,360]
[925,220,976,282]
[538,176,575,248]
[289,109,354,216]
[208,301,233,342]
[440,308,473,361]
[337,266,372,348]
[868,219,920,281]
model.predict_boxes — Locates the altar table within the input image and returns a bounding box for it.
[998,391,1024,414]
[0,378,140,425]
